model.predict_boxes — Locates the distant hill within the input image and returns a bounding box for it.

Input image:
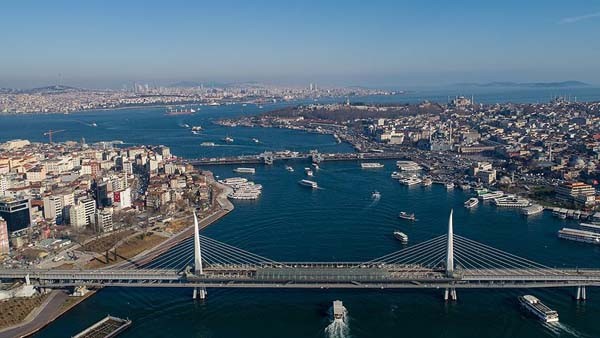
[168,81,232,88]
[455,81,591,88]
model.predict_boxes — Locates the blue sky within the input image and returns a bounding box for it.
[1,0,599,88]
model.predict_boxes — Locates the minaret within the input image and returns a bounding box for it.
[446,209,454,277]
[193,211,203,275]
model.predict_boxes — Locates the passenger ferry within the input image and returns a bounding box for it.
[219,177,248,186]
[521,204,544,216]
[299,179,318,189]
[200,142,216,147]
[361,162,384,169]
[393,231,408,243]
[492,195,530,208]
[518,295,559,323]
[332,300,345,321]
[558,228,600,244]
[233,167,256,174]
[399,176,422,186]
[479,191,504,201]
[579,223,600,233]
[464,197,479,208]
[398,212,416,221]
[396,160,421,171]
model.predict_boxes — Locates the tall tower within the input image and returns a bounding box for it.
[446,209,454,277]
[193,211,203,275]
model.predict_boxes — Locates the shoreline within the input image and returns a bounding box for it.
[1,174,234,336]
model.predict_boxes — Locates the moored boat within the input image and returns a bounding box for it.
[393,231,408,243]
[464,197,479,208]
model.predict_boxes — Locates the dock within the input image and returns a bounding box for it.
[72,315,131,338]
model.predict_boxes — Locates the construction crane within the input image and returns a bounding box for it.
[43,129,65,144]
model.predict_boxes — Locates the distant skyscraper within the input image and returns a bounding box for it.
[309,83,314,91]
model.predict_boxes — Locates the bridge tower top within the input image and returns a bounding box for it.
[193,211,203,275]
[446,209,454,277]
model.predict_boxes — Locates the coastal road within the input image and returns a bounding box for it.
[0,290,68,338]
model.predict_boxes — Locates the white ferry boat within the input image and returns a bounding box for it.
[393,231,408,243]
[464,197,479,208]
[361,162,384,169]
[396,160,421,171]
[233,167,256,174]
[558,228,600,244]
[219,177,248,186]
[228,191,261,200]
[398,212,416,221]
[518,295,559,323]
[285,165,294,172]
[521,204,544,216]
[579,223,600,233]
[299,179,318,189]
[332,300,345,321]
[492,195,530,208]
[200,142,216,147]
[479,191,504,201]
[399,176,422,186]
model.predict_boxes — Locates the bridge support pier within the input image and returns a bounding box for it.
[193,287,207,300]
[444,288,457,301]
[576,286,587,301]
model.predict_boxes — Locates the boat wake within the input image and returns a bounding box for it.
[542,322,589,337]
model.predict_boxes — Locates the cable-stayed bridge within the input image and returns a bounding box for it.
[1,211,599,301]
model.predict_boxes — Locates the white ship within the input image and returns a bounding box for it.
[398,212,416,221]
[361,162,384,169]
[479,191,504,200]
[305,168,314,177]
[252,138,260,143]
[223,136,234,143]
[219,177,248,186]
[399,176,422,186]
[233,167,256,174]
[200,142,216,147]
[390,171,402,179]
[518,295,559,323]
[372,190,381,199]
[191,126,202,131]
[299,179,318,189]
[492,195,530,208]
[393,231,408,243]
[312,163,320,170]
[332,300,345,321]
[396,160,422,171]
[285,165,294,172]
[464,197,479,208]
[558,228,600,244]
[228,191,261,200]
[445,182,455,190]
[521,204,544,216]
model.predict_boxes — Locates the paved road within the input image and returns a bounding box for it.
[0,290,68,338]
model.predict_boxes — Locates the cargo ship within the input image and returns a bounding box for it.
[518,295,559,323]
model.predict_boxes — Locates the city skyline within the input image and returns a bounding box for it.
[2,0,600,89]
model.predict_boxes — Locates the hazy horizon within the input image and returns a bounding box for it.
[2,0,600,89]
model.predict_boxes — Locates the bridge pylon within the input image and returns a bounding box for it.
[193,211,207,300]
[444,288,457,301]
[446,209,454,278]
[576,286,587,301]
[193,211,203,275]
